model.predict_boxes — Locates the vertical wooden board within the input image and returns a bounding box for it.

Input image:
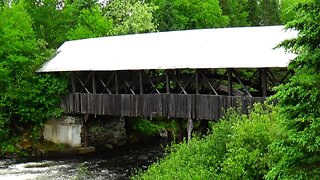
[206,95,211,119]
[154,94,162,117]
[142,94,149,117]
[181,95,187,118]
[107,94,112,115]
[220,96,226,119]
[60,95,68,112]
[109,95,114,115]
[121,94,126,116]
[68,94,73,113]
[208,95,214,120]
[132,94,137,116]
[137,95,143,116]
[88,94,93,114]
[162,94,168,117]
[197,95,204,119]
[101,94,106,115]
[73,93,79,113]
[178,95,182,118]
[191,95,196,119]
[96,94,102,115]
[150,95,155,117]
[196,95,202,119]
[80,93,86,114]
[213,95,219,120]
[186,95,192,119]
[168,94,173,118]
[195,95,199,119]
[117,94,122,116]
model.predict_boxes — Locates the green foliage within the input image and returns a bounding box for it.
[219,0,250,27]
[25,0,70,49]
[219,105,283,179]
[131,117,175,136]
[152,0,229,31]
[268,1,320,179]
[67,5,114,40]
[133,104,284,179]
[0,1,68,153]
[280,0,309,23]
[104,0,157,34]
[260,0,281,25]
[246,0,261,26]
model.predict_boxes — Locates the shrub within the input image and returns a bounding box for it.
[132,104,285,179]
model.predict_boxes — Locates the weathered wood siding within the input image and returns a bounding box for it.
[61,93,266,120]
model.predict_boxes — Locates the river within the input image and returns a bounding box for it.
[0,142,165,180]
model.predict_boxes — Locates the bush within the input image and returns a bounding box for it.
[132,104,285,179]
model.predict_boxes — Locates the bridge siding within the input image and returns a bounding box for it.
[61,93,266,120]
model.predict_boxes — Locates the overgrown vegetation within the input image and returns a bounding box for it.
[132,105,285,179]
[133,0,320,179]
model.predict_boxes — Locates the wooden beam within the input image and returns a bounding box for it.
[123,80,135,94]
[98,72,114,94]
[200,72,218,95]
[228,69,233,96]
[232,69,252,97]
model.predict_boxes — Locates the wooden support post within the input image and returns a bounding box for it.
[187,118,194,143]
[139,70,143,94]
[228,69,233,96]
[177,119,183,143]
[166,69,170,93]
[71,72,76,93]
[262,68,268,97]
[195,70,199,94]
[115,71,119,94]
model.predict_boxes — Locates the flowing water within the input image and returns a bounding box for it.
[0,142,165,180]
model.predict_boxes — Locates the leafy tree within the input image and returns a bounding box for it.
[152,0,229,31]
[67,5,114,40]
[104,0,157,34]
[24,0,70,49]
[268,1,320,179]
[280,0,308,23]
[260,0,281,25]
[0,2,67,142]
[219,0,250,27]
[246,0,261,26]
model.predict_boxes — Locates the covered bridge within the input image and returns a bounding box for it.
[38,25,296,121]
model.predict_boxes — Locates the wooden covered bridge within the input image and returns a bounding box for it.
[38,26,296,136]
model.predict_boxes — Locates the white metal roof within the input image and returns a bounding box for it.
[38,26,297,72]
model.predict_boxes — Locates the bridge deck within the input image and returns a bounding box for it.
[61,93,266,120]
